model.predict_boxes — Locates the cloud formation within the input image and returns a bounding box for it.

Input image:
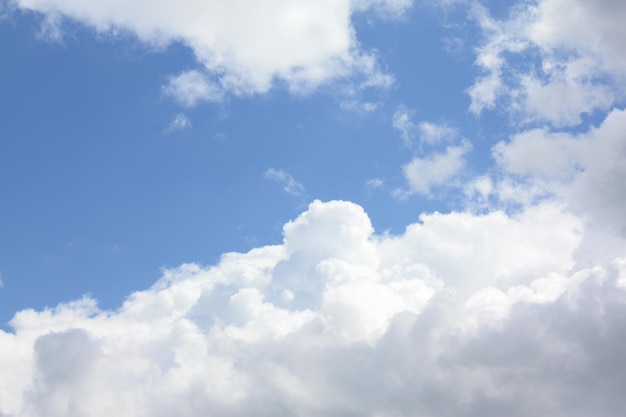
[264,168,305,197]
[398,140,472,197]
[491,108,626,238]
[467,0,626,126]
[11,0,409,99]
[164,113,192,133]
[3,2,626,416]
[1,199,625,416]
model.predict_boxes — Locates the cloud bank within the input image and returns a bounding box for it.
[1,199,625,416]
[11,0,409,100]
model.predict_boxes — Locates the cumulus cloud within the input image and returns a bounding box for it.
[467,0,626,126]
[399,139,472,196]
[1,199,625,416]
[491,108,626,238]
[264,168,305,197]
[12,0,409,99]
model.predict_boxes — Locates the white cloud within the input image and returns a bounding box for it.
[392,104,416,144]
[392,105,458,148]
[366,178,384,190]
[492,128,584,180]
[391,105,417,146]
[418,121,458,145]
[392,105,459,147]
[264,168,305,197]
[1,199,625,416]
[13,0,409,99]
[399,140,472,196]
[519,70,615,127]
[353,0,413,18]
[492,108,626,238]
[467,0,626,126]
[164,113,192,133]
[36,11,64,43]
[162,70,224,107]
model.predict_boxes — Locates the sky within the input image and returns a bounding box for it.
[1,0,626,415]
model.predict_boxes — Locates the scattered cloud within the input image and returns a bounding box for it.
[353,0,413,19]
[264,168,305,197]
[162,71,224,107]
[398,139,472,197]
[392,105,458,147]
[366,178,384,190]
[392,104,417,145]
[339,99,379,113]
[4,2,626,416]
[418,121,458,145]
[467,0,626,126]
[36,12,64,43]
[491,108,626,238]
[165,113,192,133]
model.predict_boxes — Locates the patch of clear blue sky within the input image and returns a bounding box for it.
[0,5,502,327]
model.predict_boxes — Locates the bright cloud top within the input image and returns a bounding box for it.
[12,0,409,99]
[1,200,625,416]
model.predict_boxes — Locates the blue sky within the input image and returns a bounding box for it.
[2,1,626,416]
[0,2,484,318]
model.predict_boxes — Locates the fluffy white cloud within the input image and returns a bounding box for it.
[1,199,625,416]
[12,0,409,99]
[467,0,626,126]
[399,139,472,196]
[492,108,626,239]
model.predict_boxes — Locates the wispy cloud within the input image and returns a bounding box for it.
[393,106,457,146]
[264,168,305,197]
[163,71,224,107]
[164,113,192,133]
[366,178,384,190]
[392,104,417,144]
